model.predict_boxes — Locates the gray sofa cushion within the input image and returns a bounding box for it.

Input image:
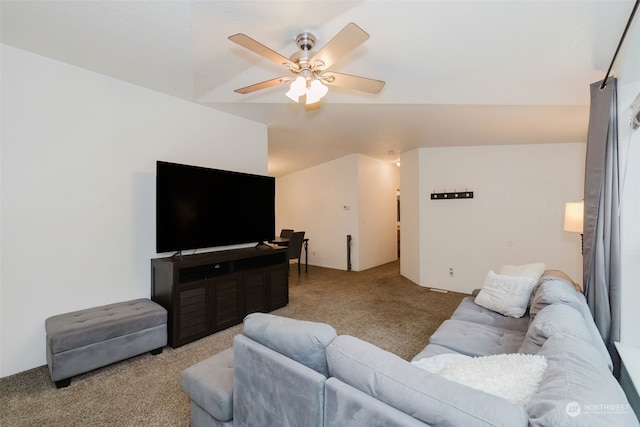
[181,348,234,422]
[452,297,530,333]
[327,335,529,427]
[529,281,613,370]
[529,279,583,319]
[527,334,638,426]
[573,292,614,371]
[412,343,463,362]
[242,312,337,376]
[428,319,525,357]
[535,270,581,292]
[324,378,428,427]
[519,304,592,354]
[190,401,233,427]
[519,304,591,354]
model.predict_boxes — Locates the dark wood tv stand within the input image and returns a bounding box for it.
[151,246,289,348]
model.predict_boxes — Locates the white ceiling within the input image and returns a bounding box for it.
[1,0,636,176]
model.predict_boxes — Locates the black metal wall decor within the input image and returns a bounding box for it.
[431,190,474,200]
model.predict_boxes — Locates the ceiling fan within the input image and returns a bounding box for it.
[228,23,385,105]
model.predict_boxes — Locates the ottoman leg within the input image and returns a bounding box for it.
[55,378,71,389]
[150,347,163,355]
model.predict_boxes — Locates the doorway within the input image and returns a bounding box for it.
[397,189,400,258]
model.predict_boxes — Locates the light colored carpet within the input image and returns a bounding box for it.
[0,261,467,426]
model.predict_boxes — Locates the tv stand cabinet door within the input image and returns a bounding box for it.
[211,273,242,331]
[268,264,289,310]
[174,280,210,347]
[243,268,268,315]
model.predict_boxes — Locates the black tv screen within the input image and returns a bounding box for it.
[156,161,275,253]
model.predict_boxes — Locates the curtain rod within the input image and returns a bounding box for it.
[600,0,639,89]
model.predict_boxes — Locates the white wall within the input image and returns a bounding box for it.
[276,155,359,270]
[615,8,640,348]
[618,83,640,347]
[276,154,398,271]
[0,45,268,377]
[399,149,421,284]
[402,143,585,294]
[610,12,640,412]
[617,74,640,421]
[357,155,399,270]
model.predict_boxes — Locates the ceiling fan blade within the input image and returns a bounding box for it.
[322,72,385,94]
[234,76,293,94]
[229,33,299,70]
[310,23,370,70]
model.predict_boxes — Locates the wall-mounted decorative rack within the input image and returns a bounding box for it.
[431,191,474,200]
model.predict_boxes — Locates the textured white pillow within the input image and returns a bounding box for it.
[475,271,536,317]
[499,262,547,281]
[437,354,548,405]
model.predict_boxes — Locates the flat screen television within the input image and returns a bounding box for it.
[156,161,275,253]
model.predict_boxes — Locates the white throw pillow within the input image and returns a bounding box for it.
[499,262,546,281]
[437,353,547,405]
[475,271,536,317]
[412,353,471,373]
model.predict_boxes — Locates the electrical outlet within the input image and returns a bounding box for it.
[449,268,454,278]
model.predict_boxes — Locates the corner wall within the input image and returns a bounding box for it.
[357,155,399,270]
[276,155,358,270]
[612,6,640,417]
[615,7,640,349]
[401,143,586,294]
[275,154,398,271]
[399,150,421,284]
[0,45,268,377]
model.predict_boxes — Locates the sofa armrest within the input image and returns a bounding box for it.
[181,348,234,423]
[233,334,326,427]
[242,312,336,376]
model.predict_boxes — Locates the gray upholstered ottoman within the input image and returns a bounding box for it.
[45,298,167,388]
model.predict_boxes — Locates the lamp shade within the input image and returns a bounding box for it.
[285,76,306,102]
[305,80,328,104]
[563,201,584,233]
[285,76,329,104]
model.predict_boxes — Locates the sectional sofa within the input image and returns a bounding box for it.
[181,267,639,426]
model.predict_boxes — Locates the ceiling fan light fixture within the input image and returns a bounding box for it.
[285,76,306,102]
[305,79,328,104]
[230,23,385,106]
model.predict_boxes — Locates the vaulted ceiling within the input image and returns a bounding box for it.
[1,1,636,176]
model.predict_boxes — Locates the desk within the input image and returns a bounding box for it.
[270,237,309,272]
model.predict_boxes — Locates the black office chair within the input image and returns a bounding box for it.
[280,229,294,238]
[287,231,305,274]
